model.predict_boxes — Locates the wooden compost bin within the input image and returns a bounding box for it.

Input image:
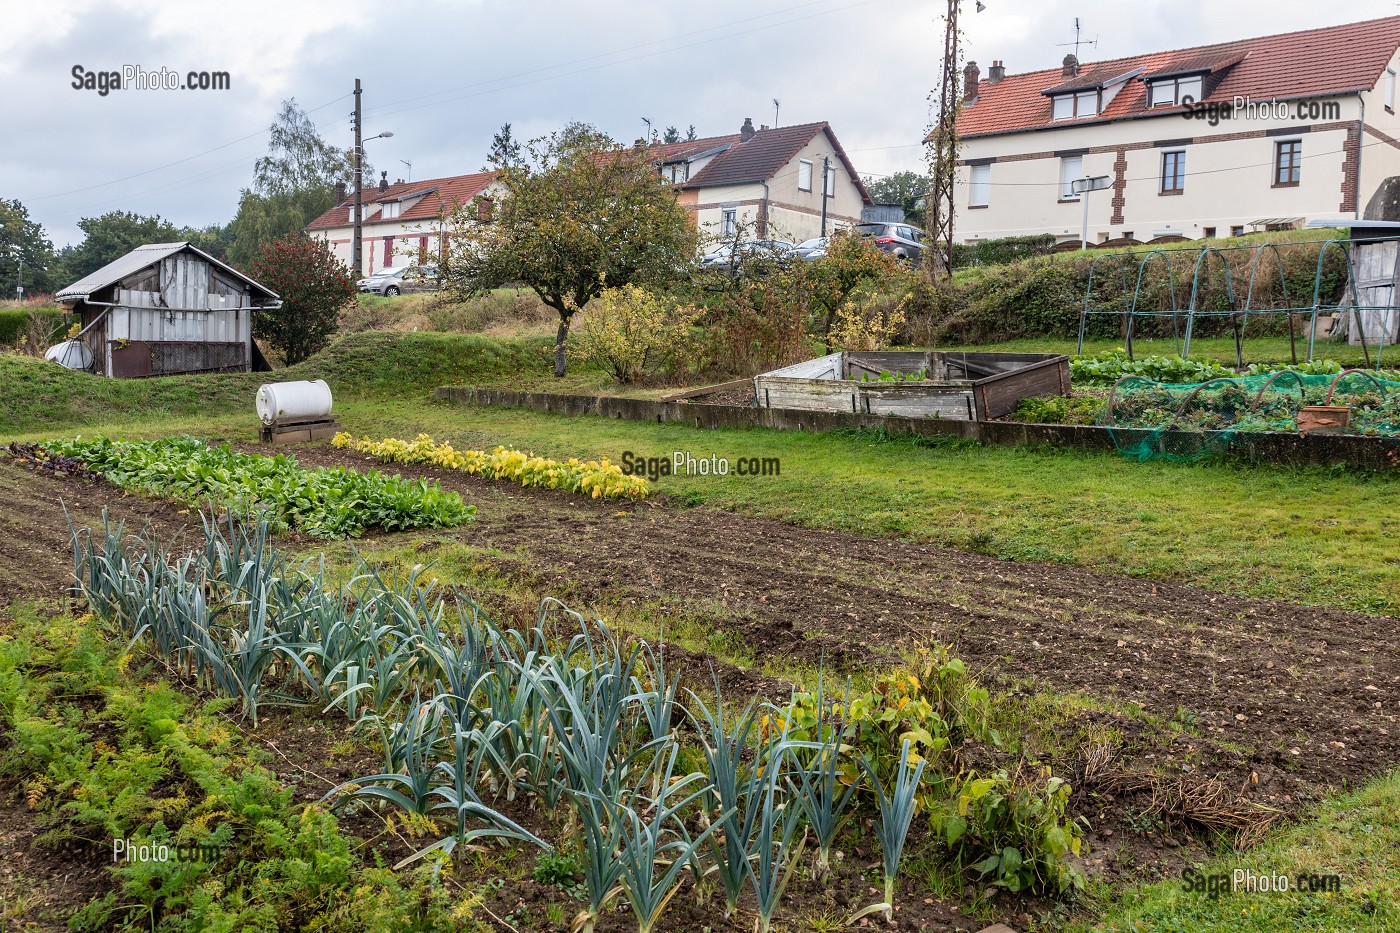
[752,351,1070,420]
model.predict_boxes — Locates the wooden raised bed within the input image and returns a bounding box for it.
[752,351,1069,421]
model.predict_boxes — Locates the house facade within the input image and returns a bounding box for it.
[950,17,1400,245]
[304,171,500,276]
[657,119,873,243]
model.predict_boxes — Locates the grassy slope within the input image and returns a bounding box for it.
[0,332,553,436]
[943,335,1380,368]
[1077,771,1399,932]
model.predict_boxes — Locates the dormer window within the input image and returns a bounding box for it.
[1148,74,1204,107]
[1052,90,1099,121]
[382,201,401,219]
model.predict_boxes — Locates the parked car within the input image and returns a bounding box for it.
[357,265,440,296]
[795,237,829,261]
[699,239,797,272]
[853,222,924,263]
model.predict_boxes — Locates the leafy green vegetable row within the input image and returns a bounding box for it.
[1069,350,1396,386]
[43,436,472,538]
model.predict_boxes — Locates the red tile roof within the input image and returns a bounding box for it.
[952,16,1400,139]
[304,171,497,230]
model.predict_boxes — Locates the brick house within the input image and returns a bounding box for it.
[947,16,1400,245]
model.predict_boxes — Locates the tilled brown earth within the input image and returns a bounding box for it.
[4,452,1398,817]
[284,447,1399,810]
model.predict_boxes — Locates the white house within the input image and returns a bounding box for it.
[658,119,873,243]
[305,171,500,275]
[949,16,1400,245]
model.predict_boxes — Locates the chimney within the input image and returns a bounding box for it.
[378,171,388,193]
[740,117,756,142]
[335,180,347,203]
[988,60,1006,83]
[963,61,980,101]
[1062,54,1079,78]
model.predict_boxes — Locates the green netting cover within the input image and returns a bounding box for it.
[1102,370,1400,461]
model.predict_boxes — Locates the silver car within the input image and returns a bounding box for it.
[699,239,797,272]
[853,222,924,263]
[357,265,439,296]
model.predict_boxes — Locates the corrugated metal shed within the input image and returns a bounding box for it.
[56,242,278,303]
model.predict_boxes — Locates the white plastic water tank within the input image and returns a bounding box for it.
[256,380,333,425]
[45,340,94,370]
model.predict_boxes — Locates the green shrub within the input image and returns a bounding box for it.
[0,307,72,346]
[571,284,698,383]
[931,767,1087,895]
[950,234,1056,269]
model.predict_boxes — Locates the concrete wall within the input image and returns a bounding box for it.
[956,93,1374,243]
[435,386,1400,471]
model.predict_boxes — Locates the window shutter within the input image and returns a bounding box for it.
[1060,156,1083,199]
[969,164,990,206]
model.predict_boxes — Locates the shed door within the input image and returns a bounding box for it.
[110,340,153,378]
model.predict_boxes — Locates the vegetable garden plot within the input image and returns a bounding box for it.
[66,513,1086,932]
[1103,369,1400,461]
[13,436,471,537]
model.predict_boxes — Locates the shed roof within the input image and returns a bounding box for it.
[55,242,278,303]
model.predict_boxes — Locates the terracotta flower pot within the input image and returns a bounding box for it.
[1297,405,1351,433]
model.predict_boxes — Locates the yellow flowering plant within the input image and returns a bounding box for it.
[332,433,650,500]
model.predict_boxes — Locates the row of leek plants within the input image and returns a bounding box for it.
[71,513,935,932]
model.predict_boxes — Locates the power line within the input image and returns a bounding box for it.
[24,94,351,203]
[362,0,851,118]
[365,0,884,122]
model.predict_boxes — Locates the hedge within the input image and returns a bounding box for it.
[0,307,73,346]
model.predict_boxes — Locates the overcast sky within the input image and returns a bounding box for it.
[5,0,1397,247]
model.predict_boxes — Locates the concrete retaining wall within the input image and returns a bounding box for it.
[434,386,1400,471]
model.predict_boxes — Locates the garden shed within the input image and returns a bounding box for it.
[54,242,280,377]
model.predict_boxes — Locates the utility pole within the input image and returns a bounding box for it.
[16,256,23,300]
[928,0,962,280]
[820,155,830,236]
[352,78,363,277]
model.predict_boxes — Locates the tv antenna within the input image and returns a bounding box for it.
[1057,17,1099,59]
[400,159,412,182]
